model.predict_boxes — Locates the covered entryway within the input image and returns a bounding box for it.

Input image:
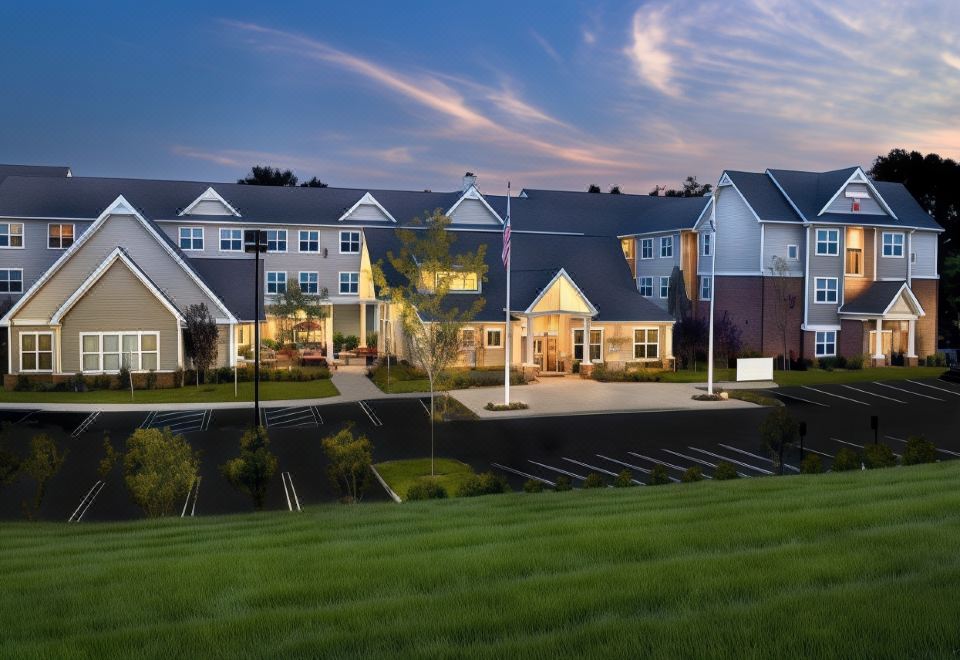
[520,269,598,374]
[839,281,925,366]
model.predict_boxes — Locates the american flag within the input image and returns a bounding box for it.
[502,183,511,267]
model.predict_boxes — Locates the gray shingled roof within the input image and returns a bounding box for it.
[839,281,909,315]
[0,164,71,185]
[724,171,800,222]
[766,167,859,220]
[365,228,672,322]
[190,258,265,322]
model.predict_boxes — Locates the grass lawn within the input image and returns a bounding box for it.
[659,365,946,386]
[0,379,339,404]
[370,363,523,394]
[374,458,476,500]
[2,463,959,657]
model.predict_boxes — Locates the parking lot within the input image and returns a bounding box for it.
[2,377,957,520]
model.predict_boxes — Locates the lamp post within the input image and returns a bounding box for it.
[707,188,719,396]
[799,421,807,461]
[244,229,267,429]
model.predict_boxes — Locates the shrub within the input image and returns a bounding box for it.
[582,473,605,489]
[523,479,544,493]
[593,364,660,382]
[14,375,30,391]
[925,352,947,367]
[366,332,378,348]
[800,453,823,474]
[321,427,373,503]
[846,354,864,370]
[221,426,279,509]
[117,366,131,390]
[97,434,118,481]
[484,401,529,411]
[863,443,898,469]
[554,475,572,491]
[145,370,158,390]
[124,428,198,518]
[832,447,861,472]
[681,466,704,482]
[343,335,360,352]
[333,333,345,352]
[68,372,86,392]
[457,472,510,497]
[714,461,739,480]
[649,464,670,485]
[93,374,113,391]
[613,469,636,487]
[406,480,448,501]
[902,435,937,465]
[572,360,581,374]
[20,434,66,516]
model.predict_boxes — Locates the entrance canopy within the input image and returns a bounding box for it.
[524,268,597,317]
[838,281,924,319]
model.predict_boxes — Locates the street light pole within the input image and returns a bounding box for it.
[707,188,719,396]
[245,230,267,429]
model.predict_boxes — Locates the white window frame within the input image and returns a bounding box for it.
[19,331,53,373]
[266,229,287,253]
[787,244,799,261]
[47,223,75,250]
[660,235,674,258]
[815,228,839,256]
[461,328,477,349]
[485,328,503,348]
[700,232,711,257]
[814,277,839,304]
[0,268,24,294]
[435,270,480,293]
[339,230,361,254]
[179,226,204,251]
[815,331,836,357]
[640,238,654,260]
[639,276,653,297]
[572,328,603,363]
[0,222,24,249]
[80,331,160,373]
[633,327,659,360]
[881,231,904,258]
[339,271,359,295]
[299,271,319,294]
[659,276,670,299]
[266,271,287,295]
[299,230,320,253]
[219,227,242,252]
[699,275,712,301]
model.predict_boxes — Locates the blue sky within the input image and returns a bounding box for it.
[2,1,959,194]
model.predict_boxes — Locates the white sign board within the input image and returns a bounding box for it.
[737,357,774,382]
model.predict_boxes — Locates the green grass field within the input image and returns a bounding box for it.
[659,365,946,386]
[374,458,477,500]
[0,379,339,404]
[2,462,959,657]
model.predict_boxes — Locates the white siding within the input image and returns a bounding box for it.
[449,198,500,225]
[187,199,235,216]
[345,204,392,222]
[713,186,761,273]
[911,231,938,278]
[762,223,804,276]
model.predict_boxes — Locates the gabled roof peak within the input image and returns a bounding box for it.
[179,186,241,217]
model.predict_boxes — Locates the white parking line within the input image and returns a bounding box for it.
[69,480,105,522]
[886,435,960,458]
[687,446,775,475]
[419,399,431,417]
[596,454,652,475]
[717,444,800,473]
[802,386,870,406]
[358,400,383,427]
[15,410,38,425]
[830,437,902,458]
[491,462,555,486]
[264,406,319,429]
[841,385,904,404]
[529,460,585,481]
[802,446,835,459]
[627,452,691,480]
[873,382,943,401]
[906,380,960,397]
[281,472,301,512]
[563,457,642,484]
[181,477,201,518]
[71,410,101,438]
[769,391,829,407]
[309,407,323,425]
[659,449,723,478]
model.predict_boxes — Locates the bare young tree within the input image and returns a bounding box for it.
[768,256,797,370]
[373,210,488,476]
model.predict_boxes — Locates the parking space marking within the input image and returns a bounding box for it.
[529,460,585,481]
[830,437,902,458]
[627,452,691,480]
[492,463,555,486]
[71,410,102,438]
[906,380,960,397]
[264,406,320,429]
[143,409,210,434]
[803,446,834,459]
[841,385,904,404]
[419,399,431,417]
[68,480,105,522]
[562,457,642,484]
[596,454,653,475]
[717,444,800,473]
[660,449,728,477]
[886,435,960,458]
[358,400,383,427]
[873,382,943,401]
[15,410,38,425]
[769,391,829,407]
[687,446,775,475]
[281,472,302,512]
[181,477,201,518]
[802,386,870,406]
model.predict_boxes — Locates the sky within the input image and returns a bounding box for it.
[1,0,959,194]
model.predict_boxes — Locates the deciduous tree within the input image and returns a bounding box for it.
[124,428,199,517]
[221,426,278,509]
[183,303,219,386]
[759,408,798,475]
[20,433,65,517]
[321,427,373,503]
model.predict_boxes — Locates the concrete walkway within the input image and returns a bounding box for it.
[449,375,758,419]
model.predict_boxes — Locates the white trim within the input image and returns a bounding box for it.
[691,197,713,231]
[18,331,54,373]
[880,231,905,258]
[631,326,660,361]
[873,227,878,280]
[445,185,503,225]
[698,275,712,301]
[49,248,186,324]
[338,230,361,254]
[298,271,320,295]
[816,168,897,219]
[813,277,839,304]
[659,235,674,258]
[218,227,243,252]
[814,227,840,256]
[0,220,25,250]
[814,330,837,358]
[338,271,360,296]
[265,270,287,296]
[882,283,925,317]
[79,330,161,373]
[786,244,799,261]
[699,231,712,257]
[179,187,241,217]
[803,226,811,327]
[0,195,237,327]
[765,171,808,222]
[571,326,604,363]
[801,324,842,331]
[484,327,504,348]
[338,192,397,223]
[298,229,321,253]
[639,237,654,260]
[178,226,205,251]
[717,172,763,223]
[46,222,75,250]
[759,224,765,271]
[522,268,598,316]
[0,267,24,295]
[265,228,288,253]
[658,276,670,299]
[638,276,654,297]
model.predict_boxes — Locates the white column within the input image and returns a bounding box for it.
[873,318,884,359]
[359,303,367,347]
[325,304,334,355]
[583,315,592,362]
[525,314,534,364]
[907,319,917,358]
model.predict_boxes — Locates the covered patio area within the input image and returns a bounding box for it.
[839,281,926,366]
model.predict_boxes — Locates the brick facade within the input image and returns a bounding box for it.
[911,278,938,358]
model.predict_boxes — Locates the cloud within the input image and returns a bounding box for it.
[530,30,563,64]
[943,52,960,72]
[624,5,679,97]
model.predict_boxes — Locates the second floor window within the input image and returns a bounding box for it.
[267,229,287,252]
[882,232,904,257]
[266,271,287,295]
[620,238,635,260]
[814,277,838,303]
[179,227,203,251]
[340,231,361,254]
[815,228,839,256]
[48,224,74,249]
[640,238,653,260]
[639,277,653,297]
[0,223,24,248]
[659,276,670,299]
[220,228,242,251]
[0,268,23,293]
[299,230,320,252]
[660,235,674,258]
[299,271,319,294]
[787,244,799,260]
[700,232,711,256]
[846,247,863,276]
[339,271,359,295]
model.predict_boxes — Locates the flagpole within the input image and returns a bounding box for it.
[504,181,512,406]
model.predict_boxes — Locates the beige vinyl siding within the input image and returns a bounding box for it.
[59,261,179,373]
[344,204,391,222]
[911,231,938,278]
[14,213,224,322]
[449,198,500,225]
[824,183,886,215]
[0,219,92,303]
[187,199,235,215]
[9,325,56,374]
[332,304,361,337]
[216,325,231,368]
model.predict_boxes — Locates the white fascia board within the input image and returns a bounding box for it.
[522,268,598,316]
[179,187,241,217]
[445,185,504,225]
[691,197,713,230]
[882,283,925,317]
[717,173,762,225]
[816,168,897,219]
[50,247,185,324]
[338,192,396,223]
[801,323,841,331]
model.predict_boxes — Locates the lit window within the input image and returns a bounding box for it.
[882,232,904,257]
[435,271,479,292]
[299,230,320,252]
[219,228,242,251]
[339,272,359,295]
[80,332,159,372]
[179,227,203,251]
[814,277,838,303]
[20,332,53,372]
[815,331,836,357]
[660,235,674,258]
[461,329,476,348]
[48,224,74,249]
[0,223,24,248]
[573,329,603,362]
[485,329,502,348]
[299,271,319,294]
[266,271,287,295]
[815,229,839,256]
[699,276,712,301]
[340,231,361,254]
[620,238,635,260]
[633,328,659,359]
[659,276,670,299]
[640,238,653,260]
[639,277,653,297]
[0,269,23,293]
[266,229,287,252]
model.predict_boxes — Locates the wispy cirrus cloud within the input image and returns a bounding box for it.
[530,29,563,64]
